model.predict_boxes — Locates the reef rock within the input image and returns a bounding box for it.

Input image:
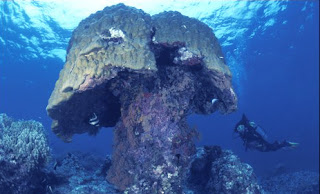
[47,4,237,192]
[187,146,262,194]
[0,113,50,194]
[260,171,319,193]
[46,152,117,194]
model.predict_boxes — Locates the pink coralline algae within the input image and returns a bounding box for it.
[78,75,106,91]
[46,4,237,192]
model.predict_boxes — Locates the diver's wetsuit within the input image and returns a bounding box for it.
[235,114,292,152]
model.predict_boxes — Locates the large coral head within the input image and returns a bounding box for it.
[46,3,237,192]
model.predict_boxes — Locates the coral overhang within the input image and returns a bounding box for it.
[46,4,237,192]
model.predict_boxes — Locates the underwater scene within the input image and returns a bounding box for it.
[0,0,319,193]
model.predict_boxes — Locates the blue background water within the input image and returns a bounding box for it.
[0,1,318,177]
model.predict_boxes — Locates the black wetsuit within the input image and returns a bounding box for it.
[235,114,290,152]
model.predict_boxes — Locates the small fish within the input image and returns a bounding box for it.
[89,119,99,126]
[211,98,218,105]
[89,113,99,126]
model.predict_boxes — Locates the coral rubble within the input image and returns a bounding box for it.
[0,113,50,194]
[47,4,237,192]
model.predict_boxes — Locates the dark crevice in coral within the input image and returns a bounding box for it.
[188,146,222,189]
[151,42,204,77]
[153,43,181,67]
[51,83,122,139]
[150,42,201,90]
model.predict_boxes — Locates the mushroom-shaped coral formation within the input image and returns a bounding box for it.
[47,4,237,192]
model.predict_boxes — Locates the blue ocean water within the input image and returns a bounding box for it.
[0,0,318,180]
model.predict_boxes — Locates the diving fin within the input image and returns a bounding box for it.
[242,114,249,122]
[286,141,299,148]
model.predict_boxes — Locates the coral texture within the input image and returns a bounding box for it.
[187,146,262,194]
[152,11,230,75]
[0,113,50,194]
[45,152,117,194]
[46,4,237,192]
[260,171,319,193]
[46,3,237,142]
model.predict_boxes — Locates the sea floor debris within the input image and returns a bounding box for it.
[0,113,318,193]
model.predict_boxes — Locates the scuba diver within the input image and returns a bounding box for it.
[234,114,299,152]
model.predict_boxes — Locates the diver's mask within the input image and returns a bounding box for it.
[249,121,257,128]
[236,125,245,133]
